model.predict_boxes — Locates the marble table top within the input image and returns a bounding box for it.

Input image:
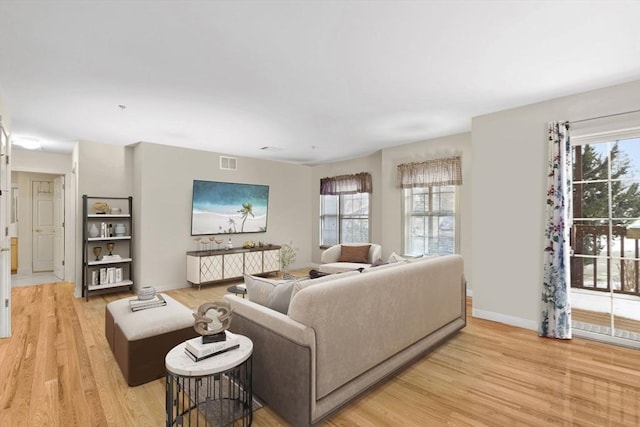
[165,334,253,377]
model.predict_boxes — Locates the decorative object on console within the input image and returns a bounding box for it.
[110,207,122,214]
[214,237,223,249]
[89,223,99,238]
[92,246,102,261]
[107,242,115,256]
[193,301,233,343]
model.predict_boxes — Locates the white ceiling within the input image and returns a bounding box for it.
[0,1,638,165]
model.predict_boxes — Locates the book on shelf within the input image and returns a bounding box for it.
[129,294,166,311]
[185,330,240,359]
[184,343,240,362]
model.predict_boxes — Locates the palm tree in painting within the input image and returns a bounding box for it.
[238,202,254,232]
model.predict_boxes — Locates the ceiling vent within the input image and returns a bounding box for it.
[220,156,237,170]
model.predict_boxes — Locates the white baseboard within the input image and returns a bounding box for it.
[472,308,538,331]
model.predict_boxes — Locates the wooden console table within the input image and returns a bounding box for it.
[186,245,280,289]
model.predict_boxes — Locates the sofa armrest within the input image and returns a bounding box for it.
[223,295,314,346]
[369,244,382,262]
[223,294,316,427]
[320,244,342,264]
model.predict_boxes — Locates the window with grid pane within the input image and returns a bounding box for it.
[403,185,456,256]
[320,193,369,246]
[571,136,640,295]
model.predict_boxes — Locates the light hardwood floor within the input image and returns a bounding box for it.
[1,279,639,426]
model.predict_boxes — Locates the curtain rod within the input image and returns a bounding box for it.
[568,109,640,125]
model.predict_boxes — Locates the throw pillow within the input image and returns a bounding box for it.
[244,274,296,314]
[370,258,387,267]
[387,251,407,263]
[338,244,371,263]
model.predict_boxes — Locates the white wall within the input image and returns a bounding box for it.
[132,142,312,291]
[310,152,382,263]
[380,132,473,290]
[12,149,72,173]
[471,79,640,330]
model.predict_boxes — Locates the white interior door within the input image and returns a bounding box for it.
[53,176,65,280]
[32,180,54,272]
[0,122,11,337]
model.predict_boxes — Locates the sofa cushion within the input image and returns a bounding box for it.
[338,244,371,263]
[244,274,297,314]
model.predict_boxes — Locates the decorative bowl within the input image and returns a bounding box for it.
[93,201,110,214]
[137,286,156,301]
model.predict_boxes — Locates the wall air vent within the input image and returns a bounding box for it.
[219,156,237,171]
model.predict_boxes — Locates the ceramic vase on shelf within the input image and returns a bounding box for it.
[114,223,126,236]
[89,223,99,238]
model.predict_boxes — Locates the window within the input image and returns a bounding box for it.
[403,186,457,256]
[397,156,462,256]
[319,172,372,247]
[571,136,640,295]
[320,193,369,246]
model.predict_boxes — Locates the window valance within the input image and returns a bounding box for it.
[320,172,372,195]
[397,156,462,188]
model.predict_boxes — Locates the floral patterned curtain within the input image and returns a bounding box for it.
[540,122,572,339]
[320,172,372,195]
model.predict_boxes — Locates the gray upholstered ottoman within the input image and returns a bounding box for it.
[105,293,198,386]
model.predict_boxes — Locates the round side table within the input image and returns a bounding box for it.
[226,285,247,298]
[165,334,253,426]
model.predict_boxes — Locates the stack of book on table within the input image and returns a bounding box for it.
[184,331,240,362]
[129,294,166,311]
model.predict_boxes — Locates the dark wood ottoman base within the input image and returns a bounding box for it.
[105,294,198,387]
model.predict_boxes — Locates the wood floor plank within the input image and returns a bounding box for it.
[0,277,638,426]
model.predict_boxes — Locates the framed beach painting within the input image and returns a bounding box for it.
[191,180,269,235]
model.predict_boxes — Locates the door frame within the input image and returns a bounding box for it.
[0,120,11,338]
[12,166,76,288]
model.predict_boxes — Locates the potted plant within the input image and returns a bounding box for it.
[279,241,298,273]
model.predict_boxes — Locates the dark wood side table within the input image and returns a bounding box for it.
[227,285,247,298]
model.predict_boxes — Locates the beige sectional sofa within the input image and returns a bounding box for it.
[224,254,466,426]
